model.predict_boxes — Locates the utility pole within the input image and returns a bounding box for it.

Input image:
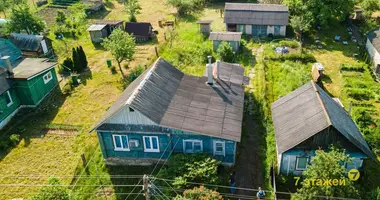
[143,174,151,200]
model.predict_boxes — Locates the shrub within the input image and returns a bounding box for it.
[32,177,70,200]
[62,79,74,94]
[279,40,299,48]
[55,11,66,24]
[9,134,20,146]
[346,88,374,100]
[60,57,74,74]
[216,41,234,62]
[341,64,365,72]
[109,66,117,74]
[127,64,145,82]
[0,140,10,151]
[175,186,223,200]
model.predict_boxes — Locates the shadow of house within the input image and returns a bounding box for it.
[9,33,54,57]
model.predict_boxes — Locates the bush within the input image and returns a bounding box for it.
[62,79,74,94]
[32,177,70,200]
[59,57,74,74]
[127,64,145,82]
[216,41,234,62]
[341,64,365,72]
[9,134,20,146]
[279,40,299,48]
[0,140,10,151]
[346,88,374,100]
[175,186,223,200]
[109,66,117,74]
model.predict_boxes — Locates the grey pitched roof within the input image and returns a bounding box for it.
[202,61,247,85]
[87,24,107,31]
[367,27,380,52]
[271,81,376,160]
[91,58,245,142]
[224,3,289,25]
[12,58,57,79]
[0,68,12,95]
[209,32,242,41]
[9,33,44,52]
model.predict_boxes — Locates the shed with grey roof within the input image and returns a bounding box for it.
[272,81,376,176]
[9,33,53,56]
[87,24,108,43]
[366,27,380,74]
[196,20,213,35]
[91,57,246,165]
[209,32,242,52]
[224,3,289,37]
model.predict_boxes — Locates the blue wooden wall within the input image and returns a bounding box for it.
[98,131,236,164]
[279,149,367,176]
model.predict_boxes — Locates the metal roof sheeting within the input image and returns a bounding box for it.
[12,58,57,79]
[87,24,107,31]
[367,27,380,52]
[0,39,22,67]
[209,32,242,41]
[92,58,245,142]
[9,33,44,52]
[224,3,289,25]
[271,81,376,160]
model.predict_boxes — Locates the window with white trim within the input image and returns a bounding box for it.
[113,135,130,151]
[213,141,225,156]
[183,140,203,153]
[4,91,13,107]
[143,136,160,152]
[296,157,309,170]
[43,71,53,84]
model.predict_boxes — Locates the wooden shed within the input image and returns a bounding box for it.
[196,20,213,35]
[9,33,53,56]
[125,22,155,42]
[87,24,108,43]
[209,32,242,52]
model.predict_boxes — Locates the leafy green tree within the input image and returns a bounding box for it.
[167,0,205,16]
[102,29,136,79]
[290,16,311,46]
[292,147,360,200]
[174,186,223,200]
[0,0,10,18]
[55,10,67,24]
[359,0,380,17]
[125,0,142,22]
[6,4,45,34]
[216,41,234,63]
[32,177,69,200]
[284,0,355,27]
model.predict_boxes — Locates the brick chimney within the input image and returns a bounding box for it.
[206,56,213,85]
[1,56,13,75]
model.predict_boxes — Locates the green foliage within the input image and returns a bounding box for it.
[216,41,234,62]
[125,0,142,22]
[157,154,221,189]
[102,29,136,78]
[174,186,223,200]
[368,187,380,200]
[6,4,46,34]
[341,64,364,72]
[53,6,87,38]
[0,134,21,151]
[109,66,117,74]
[55,10,67,24]
[167,0,205,16]
[127,64,145,82]
[60,57,74,74]
[346,88,374,100]
[359,0,380,17]
[62,79,74,94]
[31,177,70,200]
[292,147,360,200]
[278,40,300,49]
[0,0,10,18]
[290,15,311,36]
[72,47,80,73]
[9,134,20,146]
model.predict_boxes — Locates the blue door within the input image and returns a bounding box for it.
[274,25,281,36]
[252,25,267,37]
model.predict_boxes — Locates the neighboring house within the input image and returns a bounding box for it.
[88,20,124,43]
[91,57,247,166]
[209,32,242,52]
[224,3,289,37]
[9,33,53,56]
[125,22,155,42]
[0,56,58,129]
[271,81,376,176]
[366,27,380,74]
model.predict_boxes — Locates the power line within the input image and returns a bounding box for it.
[71,145,100,190]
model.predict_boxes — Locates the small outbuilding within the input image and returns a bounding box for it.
[196,20,213,35]
[366,27,380,74]
[88,24,108,43]
[125,22,155,42]
[209,32,242,52]
[311,62,324,82]
[9,33,53,56]
[94,20,124,35]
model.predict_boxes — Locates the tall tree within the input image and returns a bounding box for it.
[359,0,380,18]
[102,29,136,80]
[290,16,311,46]
[79,46,88,69]
[0,0,10,18]
[292,147,360,200]
[6,4,45,34]
[125,0,141,22]
[284,0,355,28]
[167,0,205,16]
[72,47,81,73]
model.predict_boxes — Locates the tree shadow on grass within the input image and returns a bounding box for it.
[79,68,93,86]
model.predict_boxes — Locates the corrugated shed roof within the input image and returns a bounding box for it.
[367,27,380,52]
[209,32,242,41]
[0,39,22,67]
[0,68,12,95]
[12,58,57,79]
[224,3,289,25]
[94,20,124,25]
[9,33,44,52]
[125,22,152,37]
[87,24,107,31]
[271,81,376,160]
[91,58,245,142]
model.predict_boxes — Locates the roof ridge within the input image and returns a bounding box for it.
[125,58,160,106]
[311,81,332,126]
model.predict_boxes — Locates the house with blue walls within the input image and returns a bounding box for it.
[271,81,377,176]
[91,58,247,166]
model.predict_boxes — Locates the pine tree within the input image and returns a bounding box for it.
[79,46,88,69]
[72,47,80,73]
[76,46,83,71]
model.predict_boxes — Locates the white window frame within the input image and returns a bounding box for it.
[43,71,53,84]
[183,139,203,153]
[295,157,309,170]
[213,141,225,156]
[5,91,13,107]
[143,136,160,153]
[112,135,130,151]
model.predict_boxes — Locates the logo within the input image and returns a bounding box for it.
[348,168,360,181]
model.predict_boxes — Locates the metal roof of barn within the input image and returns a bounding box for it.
[9,33,45,52]
[224,3,289,25]
[271,81,376,160]
[87,24,107,31]
[91,58,246,142]
[209,32,242,41]
[367,27,380,53]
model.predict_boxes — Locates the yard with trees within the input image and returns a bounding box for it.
[0,0,379,199]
